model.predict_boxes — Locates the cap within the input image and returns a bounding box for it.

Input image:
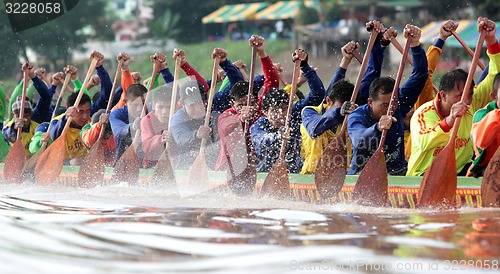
[12,96,33,114]
[92,109,106,124]
[91,109,112,133]
[179,81,205,106]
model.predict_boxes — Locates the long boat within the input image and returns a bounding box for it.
[0,164,483,209]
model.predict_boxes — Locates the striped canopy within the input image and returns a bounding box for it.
[420,20,500,48]
[202,2,268,24]
[254,0,325,21]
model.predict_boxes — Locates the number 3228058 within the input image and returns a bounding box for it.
[5,2,62,14]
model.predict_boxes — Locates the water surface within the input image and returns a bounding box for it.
[0,183,499,273]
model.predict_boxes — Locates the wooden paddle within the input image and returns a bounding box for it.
[224,45,258,196]
[34,58,98,185]
[418,31,486,209]
[314,30,378,201]
[21,73,72,181]
[111,62,159,184]
[351,51,363,64]
[451,29,486,70]
[4,67,30,183]
[481,147,500,207]
[186,57,220,188]
[391,38,440,94]
[260,58,301,199]
[352,34,413,207]
[78,60,123,187]
[151,57,180,185]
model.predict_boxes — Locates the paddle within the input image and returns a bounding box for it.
[351,51,363,64]
[4,66,30,183]
[418,31,486,209]
[391,38,440,94]
[34,58,99,185]
[352,34,414,207]
[21,72,71,181]
[224,44,258,196]
[186,57,220,188]
[78,60,123,187]
[111,61,159,184]
[260,58,301,199]
[451,29,486,70]
[151,57,180,185]
[314,30,378,200]
[481,147,500,207]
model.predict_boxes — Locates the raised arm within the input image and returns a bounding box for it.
[326,41,360,92]
[398,24,428,117]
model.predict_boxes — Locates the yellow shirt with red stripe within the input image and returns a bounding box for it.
[407,41,500,176]
[51,113,90,161]
[404,40,442,160]
[3,119,39,157]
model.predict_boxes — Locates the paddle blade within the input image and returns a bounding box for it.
[152,149,176,187]
[111,145,140,184]
[21,143,47,182]
[4,140,26,184]
[315,135,347,200]
[260,157,290,199]
[481,147,500,207]
[418,144,457,209]
[34,135,67,185]
[353,148,388,207]
[187,150,209,186]
[178,151,226,196]
[78,139,105,188]
[227,145,257,196]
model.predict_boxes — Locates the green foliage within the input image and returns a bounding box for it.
[0,0,113,79]
[325,2,344,23]
[131,39,292,81]
[297,4,319,25]
[150,0,263,44]
[0,5,25,79]
[424,0,469,19]
[469,0,500,21]
[150,9,181,48]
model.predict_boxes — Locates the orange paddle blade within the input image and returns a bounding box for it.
[352,147,388,207]
[314,134,347,200]
[21,142,47,182]
[260,157,290,199]
[111,144,140,184]
[34,134,68,185]
[78,139,105,188]
[480,147,499,207]
[152,149,176,187]
[4,140,26,183]
[418,144,458,209]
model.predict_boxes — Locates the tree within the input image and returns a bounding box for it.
[423,0,469,20]
[469,0,500,21]
[0,5,26,79]
[297,4,319,25]
[0,0,113,78]
[149,0,260,44]
[149,9,181,50]
[325,2,344,23]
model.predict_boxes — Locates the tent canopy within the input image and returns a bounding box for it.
[254,0,325,21]
[202,2,268,24]
[420,20,500,47]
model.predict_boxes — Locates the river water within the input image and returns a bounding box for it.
[0,183,499,274]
